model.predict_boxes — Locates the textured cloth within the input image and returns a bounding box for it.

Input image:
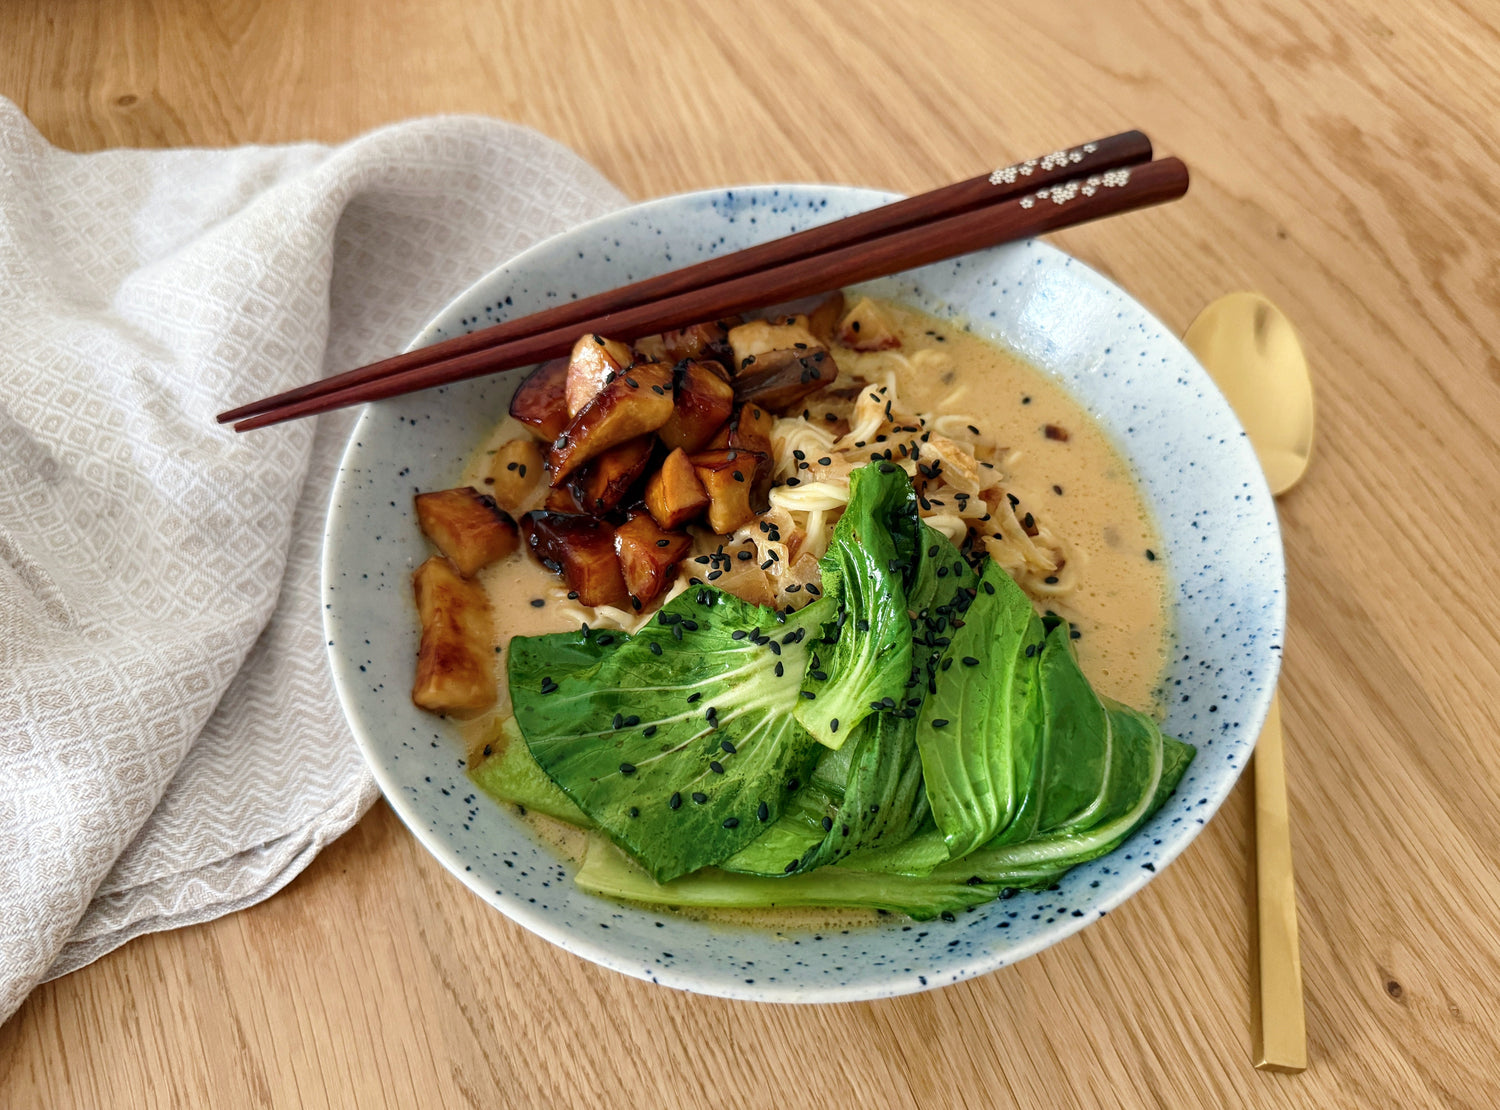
[0,99,625,1023]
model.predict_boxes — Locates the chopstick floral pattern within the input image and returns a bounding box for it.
[989,142,1099,186]
[1019,168,1133,209]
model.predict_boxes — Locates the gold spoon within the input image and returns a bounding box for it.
[1183,292,1312,1074]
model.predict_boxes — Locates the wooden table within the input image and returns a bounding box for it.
[4,1,1498,1106]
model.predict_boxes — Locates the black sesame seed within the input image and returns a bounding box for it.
[669,792,682,809]
[830,718,839,732]
[643,725,658,738]
[628,806,640,818]
[692,791,708,804]
[1146,549,1157,561]
[757,801,770,822]
[962,656,980,667]
[932,718,949,728]
[618,762,636,774]
[687,692,702,703]
[530,598,545,608]
[649,641,662,656]
[723,817,740,829]
[821,816,834,831]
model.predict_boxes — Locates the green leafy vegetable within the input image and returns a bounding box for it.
[928,702,1193,884]
[794,462,919,749]
[914,560,1047,857]
[576,835,1001,922]
[469,716,593,827]
[724,523,965,876]
[510,589,825,882]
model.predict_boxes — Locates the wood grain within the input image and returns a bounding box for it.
[3,0,1499,1106]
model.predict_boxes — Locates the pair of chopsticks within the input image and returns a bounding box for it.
[218,131,1186,431]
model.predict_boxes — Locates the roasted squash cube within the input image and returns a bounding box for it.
[508,358,571,442]
[569,435,655,515]
[655,319,737,372]
[644,447,710,530]
[614,511,692,605]
[520,511,628,608]
[486,438,545,512]
[689,448,767,534]
[565,333,635,418]
[657,359,735,453]
[414,488,519,576]
[837,296,902,351]
[729,403,776,511]
[412,556,496,715]
[807,292,846,346]
[548,360,675,485]
[731,347,839,413]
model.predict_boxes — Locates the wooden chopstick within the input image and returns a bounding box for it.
[231,154,1187,432]
[216,131,1151,426]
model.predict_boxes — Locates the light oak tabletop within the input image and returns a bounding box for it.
[3,1,1499,1106]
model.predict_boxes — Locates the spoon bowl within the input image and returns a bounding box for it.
[1183,292,1314,494]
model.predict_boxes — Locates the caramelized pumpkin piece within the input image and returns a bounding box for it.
[414,488,519,576]
[614,510,692,605]
[569,435,655,515]
[508,358,571,442]
[565,333,635,418]
[807,292,846,346]
[487,438,545,512]
[412,555,496,715]
[731,348,839,412]
[657,359,735,453]
[520,511,628,608]
[837,296,902,351]
[655,319,737,372]
[706,404,776,511]
[689,447,767,534]
[644,447,710,530]
[548,361,674,485]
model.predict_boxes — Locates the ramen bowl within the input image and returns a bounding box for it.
[322,184,1284,1002]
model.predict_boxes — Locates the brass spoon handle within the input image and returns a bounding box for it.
[1253,694,1307,1072]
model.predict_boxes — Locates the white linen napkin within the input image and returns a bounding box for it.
[0,98,626,1024]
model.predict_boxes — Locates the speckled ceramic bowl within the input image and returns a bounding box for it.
[322,185,1284,1002]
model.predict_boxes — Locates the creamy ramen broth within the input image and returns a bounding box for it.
[451,301,1170,923]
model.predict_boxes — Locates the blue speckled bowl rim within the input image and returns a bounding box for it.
[324,184,1285,1003]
